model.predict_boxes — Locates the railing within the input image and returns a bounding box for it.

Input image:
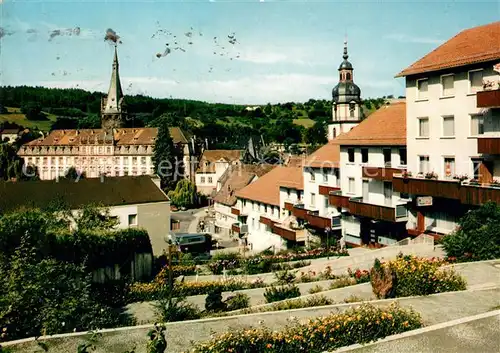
[348,197,408,223]
[477,137,500,154]
[477,88,500,108]
[231,207,240,216]
[292,203,308,219]
[362,166,405,182]
[231,222,248,234]
[394,173,500,205]
[329,190,351,209]
[318,185,341,196]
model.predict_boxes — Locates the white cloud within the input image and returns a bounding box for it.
[385,33,443,45]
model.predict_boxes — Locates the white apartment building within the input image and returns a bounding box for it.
[234,166,305,252]
[393,21,500,236]
[333,102,410,247]
[212,164,275,237]
[195,150,243,196]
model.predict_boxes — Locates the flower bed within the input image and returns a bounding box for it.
[297,266,370,284]
[155,265,197,281]
[128,278,266,302]
[370,254,466,299]
[187,303,422,353]
[206,248,348,275]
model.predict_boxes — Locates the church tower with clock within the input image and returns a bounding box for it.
[328,41,364,140]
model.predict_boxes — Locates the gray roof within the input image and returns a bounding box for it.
[0,176,168,214]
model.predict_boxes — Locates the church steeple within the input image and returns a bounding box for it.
[328,39,363,140]
[101,45,126,129]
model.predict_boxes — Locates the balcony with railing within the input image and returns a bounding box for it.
[318,185,341,196]
[291,203,308,219]
[477,137,500,154]
[231,207,240,216]
[477,88,500,108]
[231,222,248,234]
[328,190,351,209]
[305,211,332,229]
[284,202,294,212]
[393,174,500,205]
[393,174,461,199]
[260,215,277,227]
[362,166,405,182]
[272,223,306,242]
[348,197,408,222]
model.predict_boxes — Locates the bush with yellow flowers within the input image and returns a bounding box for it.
[370,254,466,299]
[186,302,422,353]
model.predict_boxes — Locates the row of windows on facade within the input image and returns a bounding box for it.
[199,176,213,184]
[417,114,486,138]
[307,168,340,183]
[22,145,153,155]
[346,148,407,166]
[416,69,484,100]
[345,178,397,202]
[417,156,483,179]
[27,156,150,165]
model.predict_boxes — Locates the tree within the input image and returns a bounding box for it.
[304,120,328,145]
[153,116,180,190]
[167,179,197,209]
[0,104,7,114]
[64,166,85,181]
[78,114,101,129]
[0,143,38,181]
[20,102,45,121]
[442,201,500,261]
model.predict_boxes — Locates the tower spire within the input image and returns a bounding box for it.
[343,39,348,60]
[101,45,126,129]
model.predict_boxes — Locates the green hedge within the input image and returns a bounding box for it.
[52,228,152,270]
[0,209,152,271]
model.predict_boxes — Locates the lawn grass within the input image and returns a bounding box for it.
[0,107,57,131]
[293,118,315,128]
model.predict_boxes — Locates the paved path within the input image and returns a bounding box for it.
[7,286,500,353]
[334,311,500,353]
[125,259,500,325]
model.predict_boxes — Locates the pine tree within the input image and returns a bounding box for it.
[153,118,178,190]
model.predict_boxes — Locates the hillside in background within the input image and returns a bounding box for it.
[0,85,395,149]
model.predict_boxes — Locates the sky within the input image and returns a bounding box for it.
[0,0,499,105]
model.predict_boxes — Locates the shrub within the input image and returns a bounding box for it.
[186,303,422,353]
[274,269,297,284]
[329,276,357,290]
[208,259,240,275]
[348,268,371,283]
[224,293,250,311]
[442,201,500,261]
[205,289,227,313]
[154,265,196,283]
[155,296,201,323]
[264,285,301,303]
[370,255,467,299]
[344,294,363,303]
[308,284,324,294]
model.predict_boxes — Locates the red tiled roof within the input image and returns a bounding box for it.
[23,127,189,146]
[335,102,406,146]
[235,166,303,206]
[196,150,243,173]
[212,164,276,206]
[396,21,500,77]
[304,142,340,168]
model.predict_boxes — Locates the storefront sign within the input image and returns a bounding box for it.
[416,196,433,207]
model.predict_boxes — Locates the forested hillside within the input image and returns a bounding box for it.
[0,85,395,149]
